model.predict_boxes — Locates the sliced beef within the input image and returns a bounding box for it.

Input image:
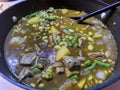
[20,52,36,65]
[38,57,50,69]
[88,52,105,60]
[62,56,80,71]
[18,67,34,81]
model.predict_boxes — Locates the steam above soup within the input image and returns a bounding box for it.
[5,7,117,90]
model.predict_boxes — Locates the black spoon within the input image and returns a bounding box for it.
[71,1,120,24]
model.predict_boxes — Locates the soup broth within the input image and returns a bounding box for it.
[5,7,117,90]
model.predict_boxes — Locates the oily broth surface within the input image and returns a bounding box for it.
[4,8,117,90]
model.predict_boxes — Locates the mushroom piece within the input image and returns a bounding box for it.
[20,52,36,65]
[62,56,80,71]
[18,67,34,81]
[88,52,105,60]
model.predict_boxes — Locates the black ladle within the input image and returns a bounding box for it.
[71,1,120,24]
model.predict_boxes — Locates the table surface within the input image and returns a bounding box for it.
[0,1,120,90]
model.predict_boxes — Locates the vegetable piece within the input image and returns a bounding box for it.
[95,60,110,67]
[51,26,60,34]
[88,37,94,42]
[61,9,68,14]
[88,45,94,51]
[59,42,67,46]
[34,35,40,41]
[30,12,38,17]
[65,38,73,47]
[45,16,57,21]
[74,43,79,48]
[54,45,61,50]
[47,7,54,13]
[40,11,48,18]
[32,67,41,74]
[27,16,40,24]
[30,83,36,88]
[42,36,48,40]
[72,35,79,44]
[65,67,79,77]
[52,62,63,67]
[77,78,86,89]
[96,71,106,80]
[82,63,96,73]
[85,60,92,66]
[56,46,70,61]
[63,29,71,35]
[65,67,72,77]
[56,35,61,43]
[37,63,43,69]
[70,75,79,80]
[42,73,53,80]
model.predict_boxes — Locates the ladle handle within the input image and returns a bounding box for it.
[78,1,120,23]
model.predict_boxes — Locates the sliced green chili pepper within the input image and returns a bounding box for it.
[72,35,79,44]
[82,63,96,73]
[95,60,110,67]
[32,68,41,74]
[70,75,79,80]
[65,38,73,47]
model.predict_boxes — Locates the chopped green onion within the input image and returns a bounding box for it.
[63,29,71,35]
[32,68,41,74]
[59,42,67,46]
[95,60,110,67]
[37,63,43,69]
[42,36,48,40]
[88,37,94,42]
[65,38,73,47]
[88,45,94,51]
[42,73,53,80]
[56,35,61,43]
[68,29,74,33]
[82,63,96,73]
[45,16,57,21]
[70,75,79,80]
[74,43,79,48]
[40,11,48,18]
[72,35,79,44]
[85,60,92,67]
[88,32,93,36]
[34,35,40,41]
[30,12,37,17]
